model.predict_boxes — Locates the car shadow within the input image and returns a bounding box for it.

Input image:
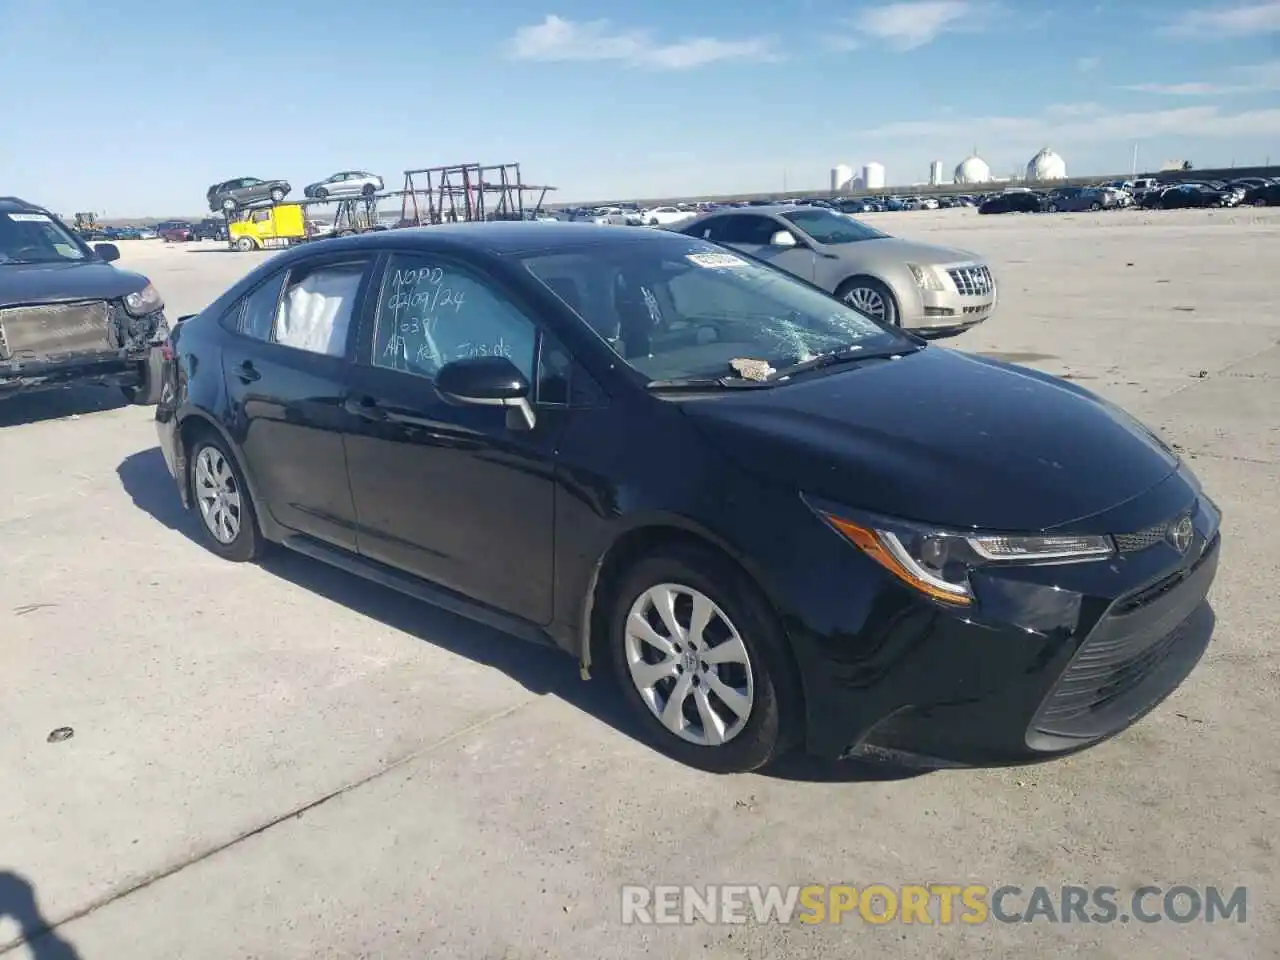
[0,386,128,428]
[0,872,83,959]
[116,446,922,784]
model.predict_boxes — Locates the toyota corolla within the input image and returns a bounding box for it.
[154,224,1220,773]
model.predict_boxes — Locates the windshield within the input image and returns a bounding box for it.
[0,210,88,264]
[779,208,888,244]
[522,235,912,383]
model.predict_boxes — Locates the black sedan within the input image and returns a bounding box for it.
[978,192,1046,214]
[154,224,1221,773]
[1143,184,1235,210]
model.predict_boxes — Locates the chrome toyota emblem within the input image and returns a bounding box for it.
[1169,516,1194,554]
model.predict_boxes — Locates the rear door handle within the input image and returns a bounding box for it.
[342,395,386,420]
[235,360,261,383]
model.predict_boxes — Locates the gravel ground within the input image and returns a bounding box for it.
[1,207,1277,959]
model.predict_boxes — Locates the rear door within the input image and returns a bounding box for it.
[220,251,376,550]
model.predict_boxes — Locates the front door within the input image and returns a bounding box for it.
[700,214,817,282]
[342,251,561,625]
[220,253,375,550]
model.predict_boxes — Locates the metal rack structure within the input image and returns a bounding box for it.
[398,162,555,226]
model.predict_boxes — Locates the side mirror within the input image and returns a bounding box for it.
[770,230,798,247]
[435,355,536,430]
[94,243,120,262]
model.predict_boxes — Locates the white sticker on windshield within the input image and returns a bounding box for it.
[687,252,748,269]
[5,213,52,223]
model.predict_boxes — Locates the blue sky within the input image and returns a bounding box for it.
[3,0,1278,215]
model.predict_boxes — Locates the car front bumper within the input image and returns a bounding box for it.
[787,473,1221,766]
[903,273,997,335]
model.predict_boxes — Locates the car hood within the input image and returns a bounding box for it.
[846,236,983,265]
[0,260,149,307]
[679,347,1179,531]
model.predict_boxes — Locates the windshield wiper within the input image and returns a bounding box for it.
[770,344,918,379]
[647,376,774,390]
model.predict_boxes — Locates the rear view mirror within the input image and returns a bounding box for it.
[770,231,797,247]
[94,243,120,262]
[435,355,536,430]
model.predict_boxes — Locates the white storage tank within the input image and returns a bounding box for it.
[954,154,992,184]
[929,160,944,185]
[862,162,886,190]
[1026,147,1066,181]
[830,164,855,192]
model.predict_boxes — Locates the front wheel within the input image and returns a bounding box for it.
[836,276,899,326]
[221,197,237,213]
[1048,203,1059,213]
[608,546,799,773]
[120,346,165,405]
[269,188,286,203]
[235,236,256,252]
[314,187,329,201]
[188,433,264,563]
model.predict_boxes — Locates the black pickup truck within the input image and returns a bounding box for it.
[0,196,168,404]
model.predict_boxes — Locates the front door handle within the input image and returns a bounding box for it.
[235,360,261,383]
[342,395,386,420]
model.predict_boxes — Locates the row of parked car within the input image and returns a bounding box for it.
[978,176,1280,215]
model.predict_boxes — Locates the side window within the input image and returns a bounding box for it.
[691,217,726,241]
[369,255,538,382]
[273,261,367,357]
[712,215,778,244]
[251,209,271,223]
[238,272,288,341]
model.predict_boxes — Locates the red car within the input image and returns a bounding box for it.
[157,221,195,242]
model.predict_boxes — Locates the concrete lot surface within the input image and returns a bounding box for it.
[2,209,1277,958]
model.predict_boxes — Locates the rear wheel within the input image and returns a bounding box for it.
[608,545,800,773]
[361,184,376,197]
[188,432,263,563]
[836,276,899,326]
[221,197,237,213]
[269,188,286,203]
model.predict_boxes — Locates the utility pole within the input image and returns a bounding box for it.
[1131,142,1138,177]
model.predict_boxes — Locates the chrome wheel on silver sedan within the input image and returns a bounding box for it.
[194,444,243,545]
[623,583,755,747]
[844,285,887,319]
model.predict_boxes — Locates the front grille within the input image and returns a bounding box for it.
[947,265,994,296]
[1115,518,1178,553]
[0,300,113,361]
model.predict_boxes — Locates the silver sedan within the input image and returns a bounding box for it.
[675,205,996,335]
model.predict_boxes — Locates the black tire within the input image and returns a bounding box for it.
[186,430,264,563]
[221,197,237,213]
[1090,202,1101,211]
[120,346,165,405]
[607,544,801,773]
[835,276,899,326]
[1048,203,1058,213]
[314,187,329,201]
[269,188,286,203]
[235,236,256,252]
[361,184,375,197]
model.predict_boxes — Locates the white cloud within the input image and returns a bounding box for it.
[1161,1,1280,37]
[834,1,985,51]
[506,15,777,69]
[862,103,1280,143]
[1124,60,1280,95]
[1076,56,1101,72]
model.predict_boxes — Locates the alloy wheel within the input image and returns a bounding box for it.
[194,446,243,545]
[623,583,755,747]
[845,286,887,320]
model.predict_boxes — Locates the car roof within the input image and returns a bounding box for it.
[0,196,48,214]
[287,221,705,258]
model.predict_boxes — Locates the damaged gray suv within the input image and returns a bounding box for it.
[0,196,168,404]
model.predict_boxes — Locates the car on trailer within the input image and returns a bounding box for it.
[0,196,168,404]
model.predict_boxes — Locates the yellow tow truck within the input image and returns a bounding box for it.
[228,203,306,251]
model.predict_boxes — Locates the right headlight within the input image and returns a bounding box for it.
[810,501,1115,606]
